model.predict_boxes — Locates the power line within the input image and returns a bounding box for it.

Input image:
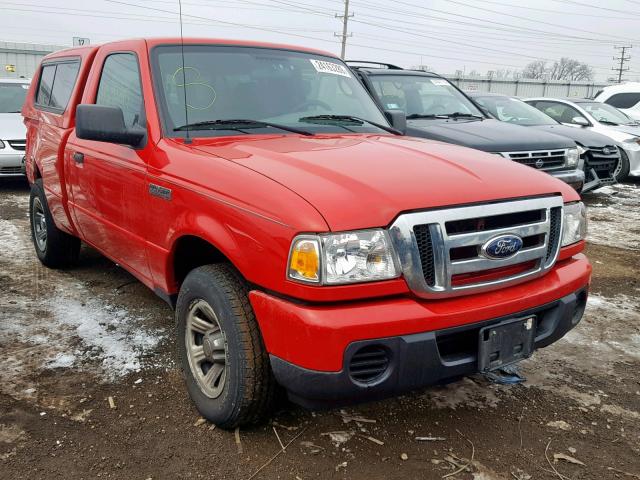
[441,0,640,42]
[392,0,640,44]
[612,45,633,83]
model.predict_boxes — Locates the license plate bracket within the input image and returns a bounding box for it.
[478,316,536,372]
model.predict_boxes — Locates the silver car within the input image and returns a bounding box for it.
[0,78,29,177]
[525,97,640,182]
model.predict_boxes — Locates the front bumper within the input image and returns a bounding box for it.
[270,287,587,408]
[250,253,591,407]
[547,168,585,191]
[0,148,26,177]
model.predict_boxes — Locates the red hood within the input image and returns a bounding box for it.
[191,134,578,231]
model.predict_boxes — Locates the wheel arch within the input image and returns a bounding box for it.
[167,233,245,292]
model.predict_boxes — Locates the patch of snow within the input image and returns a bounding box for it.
[46,353,76,369]
[585,181,640,250]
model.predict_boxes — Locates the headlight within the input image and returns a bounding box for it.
[0,140,5,149]
[576,145,587,156]
[288,229,399,285]
[561,202,587,247]
[565,147,579,167]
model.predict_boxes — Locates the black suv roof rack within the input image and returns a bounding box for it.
[346,60,404,70]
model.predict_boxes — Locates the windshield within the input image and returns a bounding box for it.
[474,96,557,126]
[151,45,388,136]
[579,102,636,125]
[368,74,484,118]
[0,82,29,113]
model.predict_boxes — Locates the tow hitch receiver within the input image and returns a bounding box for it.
[478,316,536,372]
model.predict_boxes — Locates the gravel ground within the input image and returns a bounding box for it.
[1,177,639,480]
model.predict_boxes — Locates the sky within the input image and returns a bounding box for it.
[2,0,640,82]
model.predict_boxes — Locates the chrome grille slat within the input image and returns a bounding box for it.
[446,220,548,248]
[389,196,564,299]
[449,245,547,274]
[501,149,567,170]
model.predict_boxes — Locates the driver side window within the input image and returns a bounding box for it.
[96,53,145,128]
[532,101,584,125]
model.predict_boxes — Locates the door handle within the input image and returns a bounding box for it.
[73,152,84,164]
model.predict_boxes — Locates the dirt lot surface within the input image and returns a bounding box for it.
[1,177,639,480]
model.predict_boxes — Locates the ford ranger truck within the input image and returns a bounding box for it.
[22,39,591,429]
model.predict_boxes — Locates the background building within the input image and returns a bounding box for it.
[1,41,67,80]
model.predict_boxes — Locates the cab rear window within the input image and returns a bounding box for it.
[35,60,80,112]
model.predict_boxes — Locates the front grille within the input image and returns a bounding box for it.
[502,149,566,170]
[585,145,619,182]
[0,166,23,174]
[349,345,390,384]
[390,196,564,299]
[546,207,562,262]
[413,224,435,286]
[7,140,26,151]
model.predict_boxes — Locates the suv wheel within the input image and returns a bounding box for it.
[614,149,630,182]
[30,179,80,268]
[176,264,276,428]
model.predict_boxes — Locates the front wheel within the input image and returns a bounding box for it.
[176,264,276,429]
[614,149,631,182]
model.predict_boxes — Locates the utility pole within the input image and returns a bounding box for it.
[335,0,353,59]
[612,45,632,83]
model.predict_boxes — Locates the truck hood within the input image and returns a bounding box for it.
[405,118,574,152]
[531,124,614,148]
[192,135,575,231]
[0,113,26,140]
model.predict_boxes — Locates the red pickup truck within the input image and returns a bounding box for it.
[22,38,591,428]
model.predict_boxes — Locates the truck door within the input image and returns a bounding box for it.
[67,51,152,284]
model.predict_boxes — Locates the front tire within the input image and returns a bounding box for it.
[29,179,80,268]
[176,264,276,429]
[614,149,631,182]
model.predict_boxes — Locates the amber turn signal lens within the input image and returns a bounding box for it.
[289,238,320,282]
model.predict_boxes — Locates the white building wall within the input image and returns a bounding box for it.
[0,41,67,80]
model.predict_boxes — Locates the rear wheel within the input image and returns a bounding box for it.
[29,179,80,268]
[614,149,631,182]
[176,264,276,429]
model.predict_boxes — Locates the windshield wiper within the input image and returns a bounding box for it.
[598,119,620,126]
[441,112,484,120]
[298,115,402,135]
[174,119,314,136]
[406,114,449,119]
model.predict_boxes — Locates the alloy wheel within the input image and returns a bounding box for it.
[185,299,228,398]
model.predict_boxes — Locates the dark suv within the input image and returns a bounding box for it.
[349,62,585,190]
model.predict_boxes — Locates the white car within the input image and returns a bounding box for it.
[0,78,30,177]
[593,83,640,122]
[525,97,640,181]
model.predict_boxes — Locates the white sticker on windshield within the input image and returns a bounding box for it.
[21,85,29,89]
[431,79,449,86]
[309,59,351,78]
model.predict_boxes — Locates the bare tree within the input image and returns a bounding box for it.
[522,58,594,81]
[522,60,547,79]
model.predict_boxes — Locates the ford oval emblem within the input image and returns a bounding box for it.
[482,234,523,259]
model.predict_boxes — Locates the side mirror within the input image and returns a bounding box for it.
[76,104,146,147]
[571,116,589,126]
[384,109,407,134]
